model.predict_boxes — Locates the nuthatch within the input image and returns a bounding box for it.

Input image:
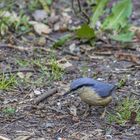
[65,77,116,118]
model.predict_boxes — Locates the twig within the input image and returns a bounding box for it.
[0,43,12,48]
[115,52,140,65]
[0,42,31,52]
[93,51,113,56]
[0,68,38,75]
[62,50,79,56]
[72,0,90,23]
[34,88,58,104]
[77,0,90,23]
[0,136,10,140]
[35,46,52,52]
[72,0,76,14]
[11,116,25,122]
[131,91,140,96]
[44,35,57,43]
[0,43,53,53]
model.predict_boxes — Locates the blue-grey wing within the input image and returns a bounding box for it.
[91,83,115,97]
[70,78,97,90]
[70,77,115,97]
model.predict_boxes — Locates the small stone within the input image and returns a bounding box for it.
[32,10,48,22]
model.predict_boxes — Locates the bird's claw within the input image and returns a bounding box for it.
[100,107,106,119]
[83,104,90,117]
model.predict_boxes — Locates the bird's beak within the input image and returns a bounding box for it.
[63,90,72,96]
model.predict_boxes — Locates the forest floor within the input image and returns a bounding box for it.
[0,0,140,140]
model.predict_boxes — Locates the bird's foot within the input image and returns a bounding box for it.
[83,105,91,117]
[100,107,106,119]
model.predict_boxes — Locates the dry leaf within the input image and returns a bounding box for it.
[29,21,52,35]
[58,61,73,69]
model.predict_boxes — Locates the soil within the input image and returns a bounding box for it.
[0,0,140,140]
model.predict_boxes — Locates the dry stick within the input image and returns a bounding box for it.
[0,43,52,53]
[0,43,12,48]
[131,91,140,96]
[44,35,57,43]
[0,68,39,75]
[34,88,58,104]
[72,0,90,23]
[0,44,29,51]
[0,136,11,140]
[77,0,90,23]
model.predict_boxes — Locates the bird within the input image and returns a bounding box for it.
[64,77,116,118]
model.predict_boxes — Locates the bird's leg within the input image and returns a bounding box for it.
[100,107,106,119]
[83,104,91,117]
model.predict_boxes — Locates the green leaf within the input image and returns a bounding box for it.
[102,0,132,30]
[76,24,95,39]
[90,0,109,28]
[111,31,134,42]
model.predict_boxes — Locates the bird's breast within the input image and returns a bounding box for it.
[77,87,112,106]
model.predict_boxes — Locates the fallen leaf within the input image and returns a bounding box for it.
[29,21,52,35]
[60,61,72,69]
